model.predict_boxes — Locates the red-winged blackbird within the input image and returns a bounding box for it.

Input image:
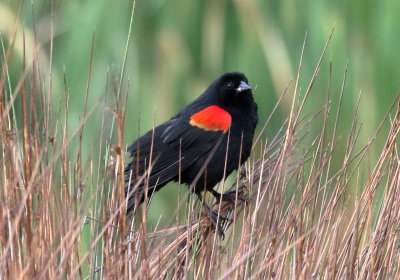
[125,72,258,221]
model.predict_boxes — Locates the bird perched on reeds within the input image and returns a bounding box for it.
[125,72,258,230]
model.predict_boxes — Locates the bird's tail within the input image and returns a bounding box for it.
[124,164,163,213]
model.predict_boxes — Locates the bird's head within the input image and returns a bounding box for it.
[214,72,254,107]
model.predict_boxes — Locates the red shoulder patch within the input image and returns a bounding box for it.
[189,105,232,132]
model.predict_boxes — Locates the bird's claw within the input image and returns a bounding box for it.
[202,205,231,239]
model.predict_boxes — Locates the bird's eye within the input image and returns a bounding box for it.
[226,82,234,89]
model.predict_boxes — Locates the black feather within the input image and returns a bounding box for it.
[125,72,258,213]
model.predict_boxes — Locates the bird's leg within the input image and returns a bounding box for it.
[195,193,227,239]
[210,189,247,204]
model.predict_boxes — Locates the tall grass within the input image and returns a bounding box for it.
[1,1,400,279]
[1,16,400,278]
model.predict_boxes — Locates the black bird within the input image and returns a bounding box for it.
[125,72,258,224]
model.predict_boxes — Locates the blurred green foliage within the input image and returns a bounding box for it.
[1,0,399,222]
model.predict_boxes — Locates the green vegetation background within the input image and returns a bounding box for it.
[1,0,399,225]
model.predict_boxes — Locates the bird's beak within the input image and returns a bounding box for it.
[236,81,252,94]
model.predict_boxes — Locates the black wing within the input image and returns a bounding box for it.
[125,114,224,212]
